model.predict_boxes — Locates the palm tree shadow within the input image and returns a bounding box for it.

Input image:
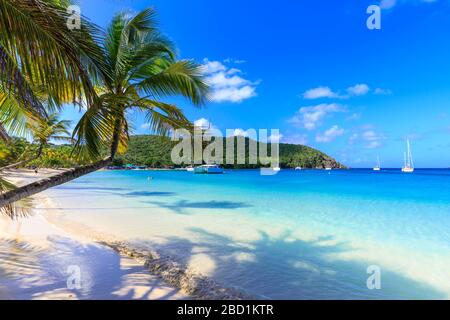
[0,236,185,300]
[137,228,446,299]
[124,191,176,197]
[146,199,252,214]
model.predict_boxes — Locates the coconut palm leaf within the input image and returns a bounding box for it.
[0,177,32,218]
[0,0,107,102]
[137,60,208,106]
[0,7,209,210]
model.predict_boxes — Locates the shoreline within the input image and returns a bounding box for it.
[0,169,251,300]
[40,195,253,300]
[4,168,448,299]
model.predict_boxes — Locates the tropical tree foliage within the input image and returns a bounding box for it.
[0,6,208,211]
[73,8,208,161]
[0,113,72,171]
[0,0,105,115]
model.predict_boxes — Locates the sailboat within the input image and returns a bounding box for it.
[373,156,381,171]
[401,138,414,173]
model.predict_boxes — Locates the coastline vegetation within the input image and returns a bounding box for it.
[0,135,344,169]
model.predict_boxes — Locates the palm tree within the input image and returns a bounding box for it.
[72,8,207,161]
[0,8,208,208]
[0,113,72,171]
[0,0,106,137]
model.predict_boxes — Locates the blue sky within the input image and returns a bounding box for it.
[65,0,450,168]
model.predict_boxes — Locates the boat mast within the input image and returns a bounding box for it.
[407,139,413,168]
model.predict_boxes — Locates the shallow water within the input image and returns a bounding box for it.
[44,169,450,299]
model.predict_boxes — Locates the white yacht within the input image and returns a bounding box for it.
[325,167,332,171]
[185,166,195,172]
[401,138,414,173]
[194,164,224,174]
[295,167,302,170]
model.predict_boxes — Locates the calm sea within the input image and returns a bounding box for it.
[45,169,450,299]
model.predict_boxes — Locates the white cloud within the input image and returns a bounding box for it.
[303,83,370,99]
[349,133,359,144]
[362,130,384,148]
[362,130,379,140]
[232,128,251,137]
[374,88,392,95]
[140,123,150,130]
[223,58,246,64]
[202,59,259,103]
[380,0,437,10]
[349,128,384,149]
[316,125,345,143]
[207,72,248,89]
[366,141,383,149]
[303,86,339,99]
[268,132,283,143]
[380,0,397,9]
[209,86,257,103]
[346,113,361,121]
[347,84,369,96]
[202,60,226,74]
[288,103,346,130]
[194,118,213,129]
[283,134,309,145]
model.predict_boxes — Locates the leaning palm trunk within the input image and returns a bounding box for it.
[0,156,112,208]
[0,119,120,210]
[0,158,34,172]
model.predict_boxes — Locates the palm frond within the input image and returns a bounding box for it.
[0,46,48,121]
[134,98,192,135]
[71,99,117,160]
[137,59,209,106]
[0,0,107,106]
[0,177,32,219]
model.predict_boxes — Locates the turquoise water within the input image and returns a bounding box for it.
[46,169,450,299]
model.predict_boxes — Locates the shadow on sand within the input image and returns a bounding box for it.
[49,187,177,200]
[0,236,185,300]
[146,200,252,214]
[124,191,177,197]
[135,228,446,299]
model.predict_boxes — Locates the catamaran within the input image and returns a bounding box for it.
[373,156,381,171]
[193,164,224,174]
[402,139,414,173]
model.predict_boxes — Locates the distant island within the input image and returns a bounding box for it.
[110,135,345,169]
[1,135,345,170]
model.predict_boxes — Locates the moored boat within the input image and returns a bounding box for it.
[402,139,414,173]
[193,164,224,174]
[373,156,381,171]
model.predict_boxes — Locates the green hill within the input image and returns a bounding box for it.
[112,135,345,169]
[2,135,345,169]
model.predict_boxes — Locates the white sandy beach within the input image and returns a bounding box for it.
[0,169,188,300]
